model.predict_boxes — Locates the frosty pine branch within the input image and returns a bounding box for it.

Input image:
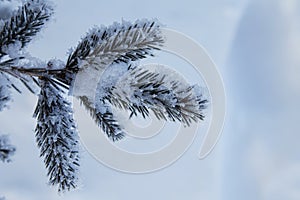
[105,65,208,126]
[33,77,80,192]
[0,0,53,51]
[0,0,208,193]
[0,135,16,163]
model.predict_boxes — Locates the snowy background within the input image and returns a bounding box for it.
[1,0,300,199]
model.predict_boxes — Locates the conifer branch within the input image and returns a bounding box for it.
[79,96,125,141]
[0,135,16,163]
[33,77,80,192]
[0,0,54,57]
[0,0,53,94]
[61,20,163,85]
[105,66,208,126]
[0,2,209,193]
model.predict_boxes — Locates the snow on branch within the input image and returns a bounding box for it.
[0,0,54,57]
[33,78,80,192]
[0,135,16,163]
[61,19,163,85]
[79,96,125,141]
[104,65,208,126]
[0,0,53,96]
[0,1,209,193]
[69,20,166,141]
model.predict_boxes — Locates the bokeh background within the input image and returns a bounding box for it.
[0,0,300,199]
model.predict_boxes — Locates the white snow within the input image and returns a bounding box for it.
[94,62,129,113]
[46,58,65,70]
[1,41,23,58]
[96,62,129,98]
